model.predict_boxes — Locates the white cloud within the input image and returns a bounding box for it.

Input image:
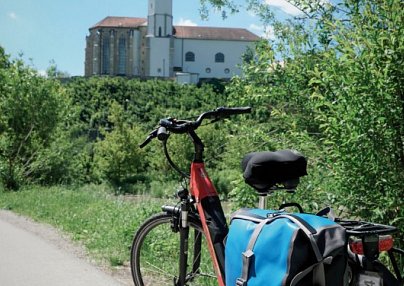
[264,0,302,16]
[8,12,17,20]
[247,10,257,18]
[175,18,197,26]
[249,23,275,40]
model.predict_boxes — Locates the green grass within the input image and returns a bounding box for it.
[0,184,167,267]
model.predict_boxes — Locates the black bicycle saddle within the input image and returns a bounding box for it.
[242,150,307,192]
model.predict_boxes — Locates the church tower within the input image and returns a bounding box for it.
[147,0,173,37]
[146,0,174,77]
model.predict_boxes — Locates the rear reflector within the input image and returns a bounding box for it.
[349,235,394,255]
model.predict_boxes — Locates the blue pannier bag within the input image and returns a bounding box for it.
[225,209,347,286]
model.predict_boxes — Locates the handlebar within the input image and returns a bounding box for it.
[140,106,251,148]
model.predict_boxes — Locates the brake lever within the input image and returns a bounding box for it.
[139,129,158,148]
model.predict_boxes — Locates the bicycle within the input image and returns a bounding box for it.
[130,107,403,286]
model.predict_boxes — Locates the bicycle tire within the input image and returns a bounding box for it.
[131,212,218,286]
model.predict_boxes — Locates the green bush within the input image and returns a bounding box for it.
[93,102,146,191]
[0,52,75,189]
[205,0,403,238]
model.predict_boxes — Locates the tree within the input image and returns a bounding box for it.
[0,48,71,189]
[203,0,403,232]
[93,102,146,191]
[46,59,70,79]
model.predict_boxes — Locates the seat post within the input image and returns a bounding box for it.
[258,194,267,209]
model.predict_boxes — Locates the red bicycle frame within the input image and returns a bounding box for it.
[190,162,226,286]
[138,108,252,286]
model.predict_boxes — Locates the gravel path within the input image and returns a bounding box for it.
[0,210,133,286]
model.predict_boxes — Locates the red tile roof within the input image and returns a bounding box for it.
[91,16,147,29]
[174,26,260,41]
[90,17,260,41]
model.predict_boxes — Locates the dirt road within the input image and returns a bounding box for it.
[0,210,132,286]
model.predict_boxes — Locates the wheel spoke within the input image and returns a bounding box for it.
[131,213,218,286]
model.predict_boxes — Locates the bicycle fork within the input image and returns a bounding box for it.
[163,188,199,286]
[177,197,190,286]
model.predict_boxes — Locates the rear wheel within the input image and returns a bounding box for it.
[131,212,218,286]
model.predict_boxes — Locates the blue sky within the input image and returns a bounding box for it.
[0,0,301,76]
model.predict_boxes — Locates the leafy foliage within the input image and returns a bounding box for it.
[1,0,402,241]
[63,76,230,193]
[0,56,230,192]
[0,53,75,189]
[205,0,403,238]
[93,102,146,191]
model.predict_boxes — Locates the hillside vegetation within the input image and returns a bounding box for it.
[1,0,403,245]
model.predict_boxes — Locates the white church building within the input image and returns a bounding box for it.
[84,0,260,83]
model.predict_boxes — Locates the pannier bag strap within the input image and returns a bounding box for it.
[316,206,336,221]
[278,214,322,262]
[230,208,267,222]
[236,218,273,286]
[236,214,326,286]
[290,256,333,286]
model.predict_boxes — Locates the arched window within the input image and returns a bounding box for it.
[118,36,126,75]
[158,27,162,37]
[102,37,110,74]
[185,51,195,62]
[215,52,225,63]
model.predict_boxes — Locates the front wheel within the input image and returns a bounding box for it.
[130,212,218,286]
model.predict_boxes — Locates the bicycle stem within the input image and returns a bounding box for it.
[188,130,204,163]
